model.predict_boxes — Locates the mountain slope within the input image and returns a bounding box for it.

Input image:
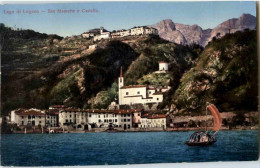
[152,13,256,47]
[171,30,257,115]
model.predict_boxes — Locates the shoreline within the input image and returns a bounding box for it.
[4,126,258,134]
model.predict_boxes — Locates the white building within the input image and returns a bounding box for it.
[118,64,169,105]
[87,109,134,129]
[140,114,166,129]
[88,44,97,50]
[130,26,158,36]
[10,108,45,127]
[159,62,169,71]
[59,109,88,129]
[82,32,90,38]
[93,27,111,41]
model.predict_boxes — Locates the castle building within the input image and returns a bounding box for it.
[118,63,170,105]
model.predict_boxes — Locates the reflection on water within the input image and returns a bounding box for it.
[1,130,258,166]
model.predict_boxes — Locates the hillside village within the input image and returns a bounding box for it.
[1,20,258,133]
[81,26,158,41]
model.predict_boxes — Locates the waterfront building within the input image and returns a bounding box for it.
[59,108,88,129]
[10,108,45,127]
[140,114,166,129]
[45,109,59,127]
[87,109,142,129]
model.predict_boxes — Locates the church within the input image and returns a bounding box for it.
[118,62,170,105]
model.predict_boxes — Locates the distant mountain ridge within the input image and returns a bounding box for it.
[152,13,256,46]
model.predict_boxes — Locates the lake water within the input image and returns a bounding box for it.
[1,130,259,166]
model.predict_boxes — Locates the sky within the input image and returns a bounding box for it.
[0,1,256,37]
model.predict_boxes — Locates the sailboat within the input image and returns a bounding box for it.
[185,103,222,146]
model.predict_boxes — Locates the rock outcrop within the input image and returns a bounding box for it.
[152,13,256,47]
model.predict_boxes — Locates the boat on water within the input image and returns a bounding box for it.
[185,103,222,146]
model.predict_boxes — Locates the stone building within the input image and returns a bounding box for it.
[130,26,158,36]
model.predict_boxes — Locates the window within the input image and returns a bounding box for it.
[128,114,130,117]
[22,116,24,119]
[70,115,72,118]
[149,91,151,94]
[115,114,117,117]
[124,119,126,122]
[89,114,91,117]
[128,119,130,122]
[115,119,117,122]
[109,119,112,122]
[157,98,159,101]
[22,121,24,125]
[137,91,140,94]
[126,92,129,95]
[39,116,41,119]
[124,114,126,117]
[98,115,100,118]
[39,121,41,124]
[98,119,101,123]
[138,113,140,116]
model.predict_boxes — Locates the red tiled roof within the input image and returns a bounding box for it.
[18,110,45,116]
[13,108,26,114]
[50,105,68,109]
[87,109,142,114]
[120,85,147,89]
[148,114,166,119]
[46,109,60,115]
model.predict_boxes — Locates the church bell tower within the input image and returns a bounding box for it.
[118,66,124,105]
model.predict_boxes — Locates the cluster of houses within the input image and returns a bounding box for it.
[10,106,167,131]
[9,62,172,132]
[81,26,158,42]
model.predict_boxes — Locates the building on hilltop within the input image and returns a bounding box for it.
[118,63,170,105]
[130,26,158,36]
[93,27,111,41]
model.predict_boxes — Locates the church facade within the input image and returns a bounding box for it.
[118,63,170,105]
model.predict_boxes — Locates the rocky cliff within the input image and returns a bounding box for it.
[152,13,256,47]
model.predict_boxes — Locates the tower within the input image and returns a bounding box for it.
[118,66,124,105]
[100,26,104,34]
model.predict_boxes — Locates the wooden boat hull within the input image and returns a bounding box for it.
[185,140,216,146]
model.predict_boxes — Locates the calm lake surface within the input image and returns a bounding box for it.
[1,130,259,166]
